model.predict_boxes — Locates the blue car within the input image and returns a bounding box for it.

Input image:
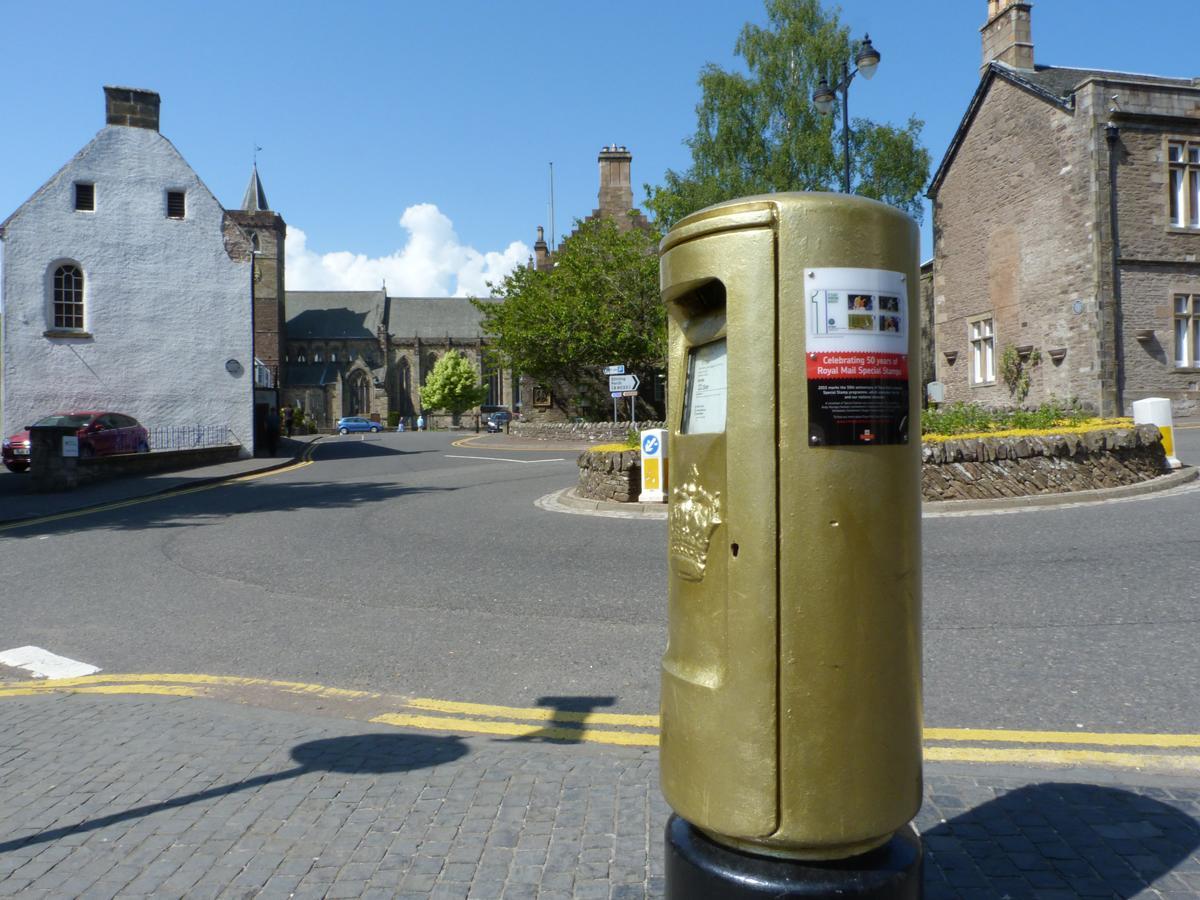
[336,416,380,434]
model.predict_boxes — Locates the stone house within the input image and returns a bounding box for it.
[0,86,257,454]
[928,0,1200,415]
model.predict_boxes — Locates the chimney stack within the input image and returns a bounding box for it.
[981,0,1034,75]
[533,225,550,271]
[597,145,633,217]
[104,85,160,130]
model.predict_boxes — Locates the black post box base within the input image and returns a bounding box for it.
[665,814,922,900]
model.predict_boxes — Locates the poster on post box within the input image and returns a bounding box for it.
[806,267,909,447]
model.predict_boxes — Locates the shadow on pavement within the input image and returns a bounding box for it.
[0,479,454,537]
[503,695,618,744]
[0,732,467,856]
[923,781,1200,898]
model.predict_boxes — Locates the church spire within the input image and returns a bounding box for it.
[242,163,270,212]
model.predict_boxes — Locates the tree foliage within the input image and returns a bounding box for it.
[472,216,663,396]
[418,349,489,414]
[646,0,931,229]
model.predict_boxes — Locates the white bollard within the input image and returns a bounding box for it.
[1132,397,1181,470]
[638,429,668,503]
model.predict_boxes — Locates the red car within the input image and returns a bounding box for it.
[2,411,150,473]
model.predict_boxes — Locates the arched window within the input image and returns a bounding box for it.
[250,232,260,252]
[53,264,85,330]
[330,351,338,363]
[298,350,307,363]
[314,350,324,363]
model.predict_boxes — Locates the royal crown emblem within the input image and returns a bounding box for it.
[670,464,722,582]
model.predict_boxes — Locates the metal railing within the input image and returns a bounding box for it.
[147,425,236,451]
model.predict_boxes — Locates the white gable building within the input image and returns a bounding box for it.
[0,86,255,455]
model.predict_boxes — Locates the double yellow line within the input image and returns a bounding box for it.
[2,672,1198,774]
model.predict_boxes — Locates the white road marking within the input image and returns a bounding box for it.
[445,455,566,464]
[0,646,101,679]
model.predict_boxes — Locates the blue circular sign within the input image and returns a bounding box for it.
[642,434,660,455]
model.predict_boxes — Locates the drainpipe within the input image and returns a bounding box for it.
[1105,122,1126,415]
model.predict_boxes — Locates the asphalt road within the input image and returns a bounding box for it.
[1,427,1197,735]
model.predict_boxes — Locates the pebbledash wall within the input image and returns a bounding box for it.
[0,87,255,455]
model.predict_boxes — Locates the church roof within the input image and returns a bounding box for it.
[242,164,269,212]
[285,290,387,339]
[283,362,339,386]
[387,296,496,339]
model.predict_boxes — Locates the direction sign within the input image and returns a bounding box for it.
[603,365,626,375]
[621,390,638,397]
[608,373,640,393]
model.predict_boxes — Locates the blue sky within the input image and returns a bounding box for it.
[2,1,1196,296]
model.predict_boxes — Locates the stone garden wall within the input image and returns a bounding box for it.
[576,448,642,503]
[513,421,664,443]
[921,424,1166,501]
[575,425,1169,503]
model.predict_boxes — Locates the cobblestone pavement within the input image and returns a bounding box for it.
[0,693,1197,899]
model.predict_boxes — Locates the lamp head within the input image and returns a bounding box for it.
[856,34,880,79]
[812,79,835,115]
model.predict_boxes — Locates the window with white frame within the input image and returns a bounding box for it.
[969,317,995,384]
[1174,293,1200,368]
[1169,140,1200,229]
[53,263,85,330]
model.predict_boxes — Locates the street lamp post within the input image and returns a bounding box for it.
[812,34,881,194]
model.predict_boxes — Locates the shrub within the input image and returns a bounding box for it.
[921,400,1113,438]
[387,411,401,428]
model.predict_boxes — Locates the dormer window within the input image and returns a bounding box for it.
[166,190,186,219]
[74,183,95,211]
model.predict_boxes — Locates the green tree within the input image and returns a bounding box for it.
[646,0,931,230]
[472,216,663,401]
[418,350,489,415]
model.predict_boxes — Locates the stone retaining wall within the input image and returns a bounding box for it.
[576,426,1169,503]
[512,421,664,443]
[922,424,1166,501]
[576,447,642,502]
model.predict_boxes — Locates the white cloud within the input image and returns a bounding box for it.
[284,203,528,297]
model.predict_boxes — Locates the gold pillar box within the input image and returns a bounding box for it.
[659,193,922,861]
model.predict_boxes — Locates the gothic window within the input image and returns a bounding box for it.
[314,350,323,363]
[250,232,260,252]
[53,264,85,330]
[297,350,307,363]
[330,351,338,362]
[1169,141,1200,229]
[483,362,502,407]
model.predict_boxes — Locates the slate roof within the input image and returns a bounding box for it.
[386,296,497,339]
[242,164,269,212]
[284,362,339,387]
[929,63,1200,196]
[285,290,387,340]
